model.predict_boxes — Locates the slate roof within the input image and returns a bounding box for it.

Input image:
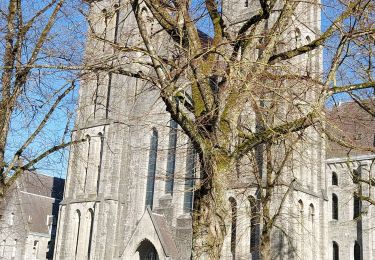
[0,172,65,235]
[17,172,65,200]
[17,172,64,234]
[18,191,60,234]
[326,99,375,158]
[149,209,180,259]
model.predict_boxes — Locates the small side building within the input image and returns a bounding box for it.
[326,99,375,260]
[0,172,64,259]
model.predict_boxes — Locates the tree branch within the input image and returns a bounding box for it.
[234,112,319,159]
[268,0,366,64]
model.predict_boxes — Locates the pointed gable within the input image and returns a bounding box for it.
[121,207,180,259]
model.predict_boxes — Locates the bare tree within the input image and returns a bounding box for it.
[77,0,374,259]
[0,0,86,197]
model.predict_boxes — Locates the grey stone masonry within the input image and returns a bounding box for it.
[52,1,373,260]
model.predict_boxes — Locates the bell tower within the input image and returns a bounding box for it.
[53,0,138,259]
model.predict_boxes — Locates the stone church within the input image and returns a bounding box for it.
[52,0,374,259]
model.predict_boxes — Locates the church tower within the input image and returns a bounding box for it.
[54,1,195,259]
[54,0,327,259]
[53,0,135,258]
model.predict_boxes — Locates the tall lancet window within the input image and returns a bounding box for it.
[306,36,312,75]
[295,28,302,48]
[298,199,304,252]
[11,239,17,259]
[97,132,104,195]
[332,172,338,186]
[145,128,158,209]
[309,203,315,258]
[183,143,196,213]
[229,197,237,259]
[333,241,339,260]
[353,194,361,219]
[74,210,81,258]
[332,194,338,220]
[84,135,91,193]
[87,209,95,258]
[353,169,360,184]
[165,120,178,195]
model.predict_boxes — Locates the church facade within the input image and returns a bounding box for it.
[52,1,374,259]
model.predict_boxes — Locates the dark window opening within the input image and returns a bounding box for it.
[229,197,237,259]
[145,128,158,209]
[332,172,338,186]
[333,241,339,260]
[97,132,104,194]
[353,194,361,219]
[353,169,360,184]
[165,120,178,195]
[332,194,338,220]
[183,143,196,213]
[75,210,81,257]
[87,209,94,258]
[137,239,159,260]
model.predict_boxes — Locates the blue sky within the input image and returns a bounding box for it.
[2,0,87,178]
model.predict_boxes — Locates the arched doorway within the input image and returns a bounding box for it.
[136,239,159,260]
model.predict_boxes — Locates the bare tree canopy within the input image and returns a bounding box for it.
[0,0,87,196]
[1,0,374,259]
[78,0,373,258]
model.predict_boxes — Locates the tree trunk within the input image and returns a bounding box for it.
[260,222,272,260]
[260,143,273,260]
[0,0,17,189]
[191,152,231,260]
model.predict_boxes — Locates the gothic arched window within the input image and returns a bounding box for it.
[75,210,81,257]
[298,199,304,214]
[11,239,17,258]
[298,199,304,249]
[306,35,312,74]
[353,194,361,219]
[183,143,196,213]
[295,28,302,47]
[308,203,315,257]
[332,194,338,220]
[165,120,178,195]
[229,197,237,259]
[145,128,158,209]
[353,169,360,184]
[333,241,339,260]
[84,135,91,193]
[87,209,95,258]
[309,203,315,225]
[9,212,14,226]
[97,132,104,194]
[332,172,338,186]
